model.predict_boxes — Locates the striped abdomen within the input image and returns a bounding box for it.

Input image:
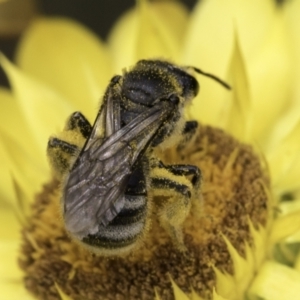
[82,194,147,251]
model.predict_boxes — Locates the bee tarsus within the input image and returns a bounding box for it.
[65,111,92,139]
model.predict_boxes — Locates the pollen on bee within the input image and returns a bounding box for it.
[47,128,86,179]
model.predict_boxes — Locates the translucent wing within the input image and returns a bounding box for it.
[63,85,173,239]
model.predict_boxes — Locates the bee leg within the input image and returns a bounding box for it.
[159,161,201,189]
[151,176,192,252]
[65,111,92,138]
[183,120,198,136]
[47,137,79,178]
[178,120,198,149]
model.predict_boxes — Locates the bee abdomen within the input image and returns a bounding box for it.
[82,194,147,249]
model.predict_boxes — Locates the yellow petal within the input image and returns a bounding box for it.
[169,277,190,300]
[224,0,290,145]
[213,266,237,300]
[0,88,49,204]
[0,56,73,202]
[277,153,300,193]
[294,250,300,272]
[274,243,298,265]
[231,0,276,61]
[0,87,30,155]
[0,131,50,209]
[136,0,184,61]
[149,0,189,43]
[247,261,300,300]
[285,231,300,244]
[0,137,16,202]
[1,54,74,156]
[182,0,234,125]
[276,198,300,243]
[0,202,20,240]
[191,288,205,300]
[284,0,300,123]
[108,0,188,72]
[248,221,268,270]
[212,288,229,300]
[279,198,300,215]
[222,235,253,299]
[270,210,300,244]
[55,283,72,300]
[0,241,35,300]
[154,288,162,300]
[266,119,300,193]
[16,17,111,120]
[1,132,49,205]
[247,11,292,145]
[107,8,137,71]
[0,88,36,152]
[224,34,251,141]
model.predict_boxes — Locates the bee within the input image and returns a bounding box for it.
[47,59,230,256]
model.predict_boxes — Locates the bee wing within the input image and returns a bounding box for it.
[84,79,121,151]
[63,100,173,239]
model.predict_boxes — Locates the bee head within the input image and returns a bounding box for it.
[121,60,199,107]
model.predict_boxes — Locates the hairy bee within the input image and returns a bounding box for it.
[47,59,229,255]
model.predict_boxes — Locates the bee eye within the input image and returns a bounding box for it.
[181,75,199,98]
[190,76,199,97]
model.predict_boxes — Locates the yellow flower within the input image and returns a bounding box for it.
[1,0,300,299]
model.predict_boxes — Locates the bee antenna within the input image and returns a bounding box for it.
[191,67,231,90]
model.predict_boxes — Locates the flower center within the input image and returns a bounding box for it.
[19,124,270,300]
